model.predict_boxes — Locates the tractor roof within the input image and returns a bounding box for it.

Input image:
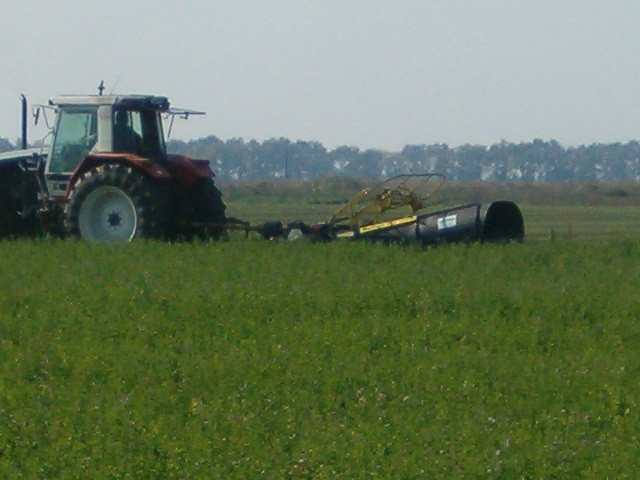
[49,94,170,111]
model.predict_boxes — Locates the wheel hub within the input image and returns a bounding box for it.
[107,210,122,228]
[78,186,138,242]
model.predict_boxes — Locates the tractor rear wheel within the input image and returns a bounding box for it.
[180,177,227,240]
[64,164,167,242]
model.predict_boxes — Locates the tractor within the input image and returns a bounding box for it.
[0,90,226,241]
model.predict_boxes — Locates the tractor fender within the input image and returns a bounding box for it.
[66,153,172,195]
[164,154,215,189]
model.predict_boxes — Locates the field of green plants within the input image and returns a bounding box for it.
[1,233,639,478]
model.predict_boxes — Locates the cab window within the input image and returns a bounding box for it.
[49,107,98,173]
[113,108,165,157]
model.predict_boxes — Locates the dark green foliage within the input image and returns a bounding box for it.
[0,239,639,477]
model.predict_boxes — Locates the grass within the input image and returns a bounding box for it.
[1,237,640,478]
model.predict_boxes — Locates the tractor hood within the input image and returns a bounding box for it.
[0,148,43,165]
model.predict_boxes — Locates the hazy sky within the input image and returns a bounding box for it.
[1,1,639,150]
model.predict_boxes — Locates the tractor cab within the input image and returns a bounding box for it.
[44,95,170,196]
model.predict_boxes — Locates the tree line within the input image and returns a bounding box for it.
[2,135,639,182]
[167,136,640,182]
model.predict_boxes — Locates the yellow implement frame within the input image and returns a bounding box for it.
[335,214,419,239]
[329,174,446,229]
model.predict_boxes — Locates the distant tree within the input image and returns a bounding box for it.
[330,145,359,175]
[453,144,485,182]
[344,149,383,178]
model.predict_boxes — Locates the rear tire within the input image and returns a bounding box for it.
[180,177,227,240]
[64,164,167,242]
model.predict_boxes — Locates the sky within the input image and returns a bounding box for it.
[1,1,639,151]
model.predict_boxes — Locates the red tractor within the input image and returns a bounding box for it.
[0,91,226,241]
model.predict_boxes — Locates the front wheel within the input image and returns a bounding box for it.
[64,164,167,242]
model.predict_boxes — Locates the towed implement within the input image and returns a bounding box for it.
[231,174,525,245]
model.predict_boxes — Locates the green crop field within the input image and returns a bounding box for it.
[1,232,639,478]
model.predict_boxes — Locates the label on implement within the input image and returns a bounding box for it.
[437,214,458,230]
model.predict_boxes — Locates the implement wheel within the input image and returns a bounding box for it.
[64,164,167,242]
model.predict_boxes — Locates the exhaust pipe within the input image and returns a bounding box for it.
[20,94,27,150]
